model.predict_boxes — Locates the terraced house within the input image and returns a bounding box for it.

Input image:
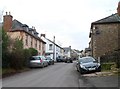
[3,12,46,55]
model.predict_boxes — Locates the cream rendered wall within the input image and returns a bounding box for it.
[7,32,21,40]
[9,32,42,55]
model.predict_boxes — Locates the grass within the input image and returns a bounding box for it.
[101,62,115,71]
[2,67,30,78]
[101,62,120,76]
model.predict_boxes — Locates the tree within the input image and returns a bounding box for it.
[2,29,10,68]
[29,48,38,56]
[0,28,2,67]
[9,38,24,70]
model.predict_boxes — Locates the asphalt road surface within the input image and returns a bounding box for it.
[2,61,119,88]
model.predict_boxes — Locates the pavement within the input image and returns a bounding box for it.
[79,74,119,87]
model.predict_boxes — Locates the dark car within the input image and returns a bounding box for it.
[56,56,64,62]
[64,57,73,63]
[46,57,54,65]
[76,56,101,74]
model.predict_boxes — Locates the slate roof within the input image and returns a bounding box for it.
[89,13,120,38]
[63,47,71,52]
[44,37,64,49]
[92,13,120,24]
[11,19,46,44]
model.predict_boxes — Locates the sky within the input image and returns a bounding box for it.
[0,0,119,50]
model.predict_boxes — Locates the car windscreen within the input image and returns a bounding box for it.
[79,57,95,63]
[30,56,41,60]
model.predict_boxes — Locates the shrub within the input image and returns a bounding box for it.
[9,39,24,70]
[23,49,31,67]
[101,50,120,69]
[101,63,115,71]
[2,29,10,68]
[28,48,38,56]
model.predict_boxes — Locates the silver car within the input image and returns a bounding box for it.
[29,56,48,68]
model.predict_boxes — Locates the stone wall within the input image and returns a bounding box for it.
[91,23,119,58]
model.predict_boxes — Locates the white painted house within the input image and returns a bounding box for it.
[41,34,64,61]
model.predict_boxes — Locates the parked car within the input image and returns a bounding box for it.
[46,57,54,65]
[56,56,65,62]
[29,56,48,68]
[64,57,73,63]
[76,56,101,74]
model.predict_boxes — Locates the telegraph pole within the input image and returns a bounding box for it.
[53,36,55,61]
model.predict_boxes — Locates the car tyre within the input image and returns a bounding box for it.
[42,64,45,68]
[97,68,101,72]
[76,68,79,72]
[70,60,73,63]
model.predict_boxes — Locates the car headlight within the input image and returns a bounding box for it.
[97,63,100,66]
[80,65,86,69]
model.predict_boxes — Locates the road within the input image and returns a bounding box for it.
[2,61,119,88]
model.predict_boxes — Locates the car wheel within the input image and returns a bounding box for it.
[70,60,73,63]
[29,67,33,69]
[42,64,45,68]
[97,68,101,72]
[76,68,79,72]
[80,69,85,74]
[80,71,84,74]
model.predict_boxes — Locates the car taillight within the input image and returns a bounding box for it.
[40,59,42,63]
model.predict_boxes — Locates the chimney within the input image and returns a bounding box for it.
[3,12,13,32]
[41,34,46,37]
[117,1,120,16]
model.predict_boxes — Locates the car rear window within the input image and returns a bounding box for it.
[46,57,51,60]
[30,56,41,60]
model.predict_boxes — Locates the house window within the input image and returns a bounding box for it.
[31,37,33,47]
[26,27,29,32]
[49,44,53,50]
[39,42,41,50]
[25,34,28,46]
[35,40,37,49]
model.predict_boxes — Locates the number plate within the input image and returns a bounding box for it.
[89,68,95,70]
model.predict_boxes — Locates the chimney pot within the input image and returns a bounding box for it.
[9,12,11,15]
[6,12,8,15]
[41,34,46,37]
[117,1,120,16]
